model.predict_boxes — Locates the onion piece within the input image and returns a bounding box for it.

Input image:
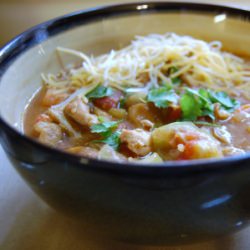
[98,145,125,162]
[129,153,163,163]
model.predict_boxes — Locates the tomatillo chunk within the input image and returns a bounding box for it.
[151,122,223,160]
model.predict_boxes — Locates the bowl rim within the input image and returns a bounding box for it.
[0,1,250,176]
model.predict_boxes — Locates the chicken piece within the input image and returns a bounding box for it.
[152,122,223,160]
[67,146,98,158]
[34,121,62,147]
[120,129,151,156]
[64,97,98,127]
[212,126,232,144]
[232,104,250,123]
[214,103,231,120]
[42,88,69,107]
[141,119,154,131]
[128,103,159,128]
[35,113,52,123]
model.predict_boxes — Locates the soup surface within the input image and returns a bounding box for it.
[24,33,250,163]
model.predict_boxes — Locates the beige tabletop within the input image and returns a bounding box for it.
[1,0,250,249]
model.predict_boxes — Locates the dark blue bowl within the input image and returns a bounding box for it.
[0,2,250,245]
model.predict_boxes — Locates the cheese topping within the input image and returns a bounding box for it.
[43,33,250,100]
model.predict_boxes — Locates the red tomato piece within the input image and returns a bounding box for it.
[166,106,182,123]
[93,91,123,111]
[93,96,117,110]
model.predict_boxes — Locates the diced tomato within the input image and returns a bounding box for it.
[173,132,200,146]
[93,96,117,110]
[174,132,203,160]
[93,91,123,111]
[180,141,196,160]
[162,106,182,123]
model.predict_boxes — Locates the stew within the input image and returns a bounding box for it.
[24,33,250,163]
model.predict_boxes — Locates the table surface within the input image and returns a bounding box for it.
[1,0,250,249]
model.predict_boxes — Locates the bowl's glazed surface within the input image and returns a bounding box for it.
[0,2,250,245]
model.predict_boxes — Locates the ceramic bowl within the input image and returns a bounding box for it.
[0,2,250,245]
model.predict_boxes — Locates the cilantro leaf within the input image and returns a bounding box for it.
[86,85,113,99]
[180,88,214,121]
[90,120,121,150]
[180,88,239,121]
[180,92,202,121]
[197,89,215,120]
[171,77,181,85]
[97,131,121,150]
[208,91,240,111]
[169,67,181,85]
[186,88,209,103]
[194,121,221,127]
[118,97,126,109]
[90,120,120,136]
[147,87,178,108]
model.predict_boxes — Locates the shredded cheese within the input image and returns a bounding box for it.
[43,33,250,100]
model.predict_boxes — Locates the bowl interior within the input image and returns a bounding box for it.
[1,7,250,132]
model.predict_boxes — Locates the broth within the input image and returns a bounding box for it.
[24,33,250,163]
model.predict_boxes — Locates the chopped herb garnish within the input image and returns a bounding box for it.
[147,86,178,108]
[180,88,215,121]
[169,67,181,85]
[194,121,221,127]
[193,88,215,120]
[90,120,121,150]
[180,91,202,121]
[86,85,113,99]
[91,120,120,136]
[96,131,121,150]
[208,91,240,111]
[118,97,126,109]
[171,77,181,85]
[180,88,239,121]
[97,116,106,123]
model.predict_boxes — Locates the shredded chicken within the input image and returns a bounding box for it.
[141,119,154,131]
[212,126,232,144]
[42,88,70,107]
[34,121,62,146]
[35,113,52,123]
[214,103,231,120]
[128,103,158,128]
[120,129,151,156]
[64,97,98,126]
